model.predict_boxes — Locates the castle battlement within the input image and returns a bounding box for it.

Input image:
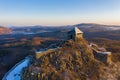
[90,43,112,64]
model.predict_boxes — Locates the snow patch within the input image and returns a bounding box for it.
[2,57,31,80]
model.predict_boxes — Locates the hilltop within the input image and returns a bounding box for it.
[21,39,120,80]
[20,27,120,80]
[22,39,103,80]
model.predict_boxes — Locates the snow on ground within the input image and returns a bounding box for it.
[2,57,31,80]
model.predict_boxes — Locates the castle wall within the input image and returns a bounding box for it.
[75,33,83,41]
[35,49,56,59]
[93,50,112,64]
[67,32,83,41]
[67,32,76,41]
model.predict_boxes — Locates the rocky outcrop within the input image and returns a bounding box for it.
[22,39,102,80]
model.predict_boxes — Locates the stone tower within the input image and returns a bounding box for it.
[67,27,83,41]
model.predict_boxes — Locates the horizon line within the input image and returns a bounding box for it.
[1,22,120,27]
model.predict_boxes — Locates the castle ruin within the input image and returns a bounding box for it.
[68,27,112,64]
[67,27,83,41]
[90,43,112,64]
[35,26,112,64]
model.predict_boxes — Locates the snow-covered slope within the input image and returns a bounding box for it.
[2,57,31,80]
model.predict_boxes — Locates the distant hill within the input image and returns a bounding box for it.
[0,26,12,35]
[75,23,120,32]
[10,23,120,33]
[1,23,120,40]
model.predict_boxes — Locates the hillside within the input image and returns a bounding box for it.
[0,26,12,35]
[22,39,103,80]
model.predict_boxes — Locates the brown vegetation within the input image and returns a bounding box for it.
[22,39,103,80]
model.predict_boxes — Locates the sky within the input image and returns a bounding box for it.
[0,0,120,26]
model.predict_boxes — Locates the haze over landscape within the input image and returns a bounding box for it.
[0,0,120,26]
